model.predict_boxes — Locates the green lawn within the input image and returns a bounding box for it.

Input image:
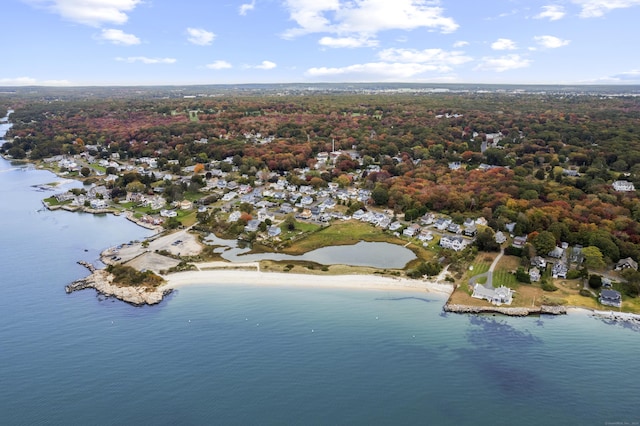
[177,210,198,227]
[468,261,490,277]
[43,196,62,206]
[280,220,404,255]
[493,270,518,287]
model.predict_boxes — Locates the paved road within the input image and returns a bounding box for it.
[485,249,505,288]
[467,249,504,290]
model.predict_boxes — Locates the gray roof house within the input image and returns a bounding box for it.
[531,256,546,269]
[472,284,514,306]
[548,246,564,259]
[267,225,282,238]
[599,289,622,308]
[552,262,568,279]
[244,219,260,233]
[616,257,638,271]
[529,267,541,282]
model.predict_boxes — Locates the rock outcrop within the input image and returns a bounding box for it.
[66,262,171,306]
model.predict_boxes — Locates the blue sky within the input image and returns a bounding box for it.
[2,0,640,86]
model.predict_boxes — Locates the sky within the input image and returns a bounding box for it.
[1,0,640,86]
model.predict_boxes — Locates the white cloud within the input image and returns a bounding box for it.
[609,70,640,81]
[491,38,517,51]
[42,79,73,86]
[239,0,256,15]
[453,40,469,48]
[319,36,378,48]
[0,77,38,85]
[282,0,458,41]
[116,56,176,64]
[99,28,140,45]
[572,0,640,17]
[206,60,233,70]
[282,0,339,38]
[186,28,216,46]
[25,0,141,27]
[474,54,531,72]
[377,48,472,70]
[485,9,519,21]
[534,35,570,48]
[255,60,277,70]
[306,62,446,80]
[0,77,71,86]
[306,46,472,81]
[534,5,566,20]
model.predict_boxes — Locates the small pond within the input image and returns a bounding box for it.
[204,234,416,269]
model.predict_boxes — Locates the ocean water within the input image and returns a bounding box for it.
[1,154,640,426]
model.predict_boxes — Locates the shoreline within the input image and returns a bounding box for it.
[566,306,640,324]
[443,303,567,316]
[67,261,640,324]
[64,242,640,324]
[66,261,455,306]
[161,267,456,295]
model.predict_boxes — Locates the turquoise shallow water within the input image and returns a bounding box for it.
[1,156,640,426]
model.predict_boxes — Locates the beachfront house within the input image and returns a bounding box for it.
[471,284,514,306]
[599,289,622,308]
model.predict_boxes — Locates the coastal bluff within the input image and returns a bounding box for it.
[443,303,567,316]
[66,261,171,306]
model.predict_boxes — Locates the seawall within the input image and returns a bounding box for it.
[443,303,567,316]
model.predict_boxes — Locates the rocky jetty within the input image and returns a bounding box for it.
[66,261,171,306]
[443,303,567,316]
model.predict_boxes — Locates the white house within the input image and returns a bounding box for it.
[388,221,403,231]
[257,209,275,222]
[471,284,514,305]
[227,211,241,222]
[612,180,635,192]
[440,235,466,251]
[160,209,177,218]
[418,229,434,242]
[403,224,421,237]
[529,267,541,282]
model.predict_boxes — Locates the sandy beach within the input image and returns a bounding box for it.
[161,266,455,295]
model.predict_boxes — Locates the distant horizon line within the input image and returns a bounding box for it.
[1,82,640,89]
